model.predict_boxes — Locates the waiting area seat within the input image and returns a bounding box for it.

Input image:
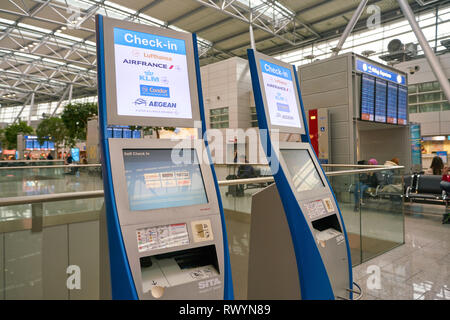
[404,174,448,205]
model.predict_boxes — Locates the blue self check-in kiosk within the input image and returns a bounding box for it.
[246,49,354,300]
[96,15,233,300]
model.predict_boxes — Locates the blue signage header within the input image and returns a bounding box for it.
[114,27,186,55]
[260,59,292,81]
[356,59,406,85]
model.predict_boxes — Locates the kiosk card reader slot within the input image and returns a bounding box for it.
[247,49,353,300]
[96,15,233,300]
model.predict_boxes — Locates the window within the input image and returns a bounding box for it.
[250,107,258,127]
[209,107,229,129]
[408,80,450,113]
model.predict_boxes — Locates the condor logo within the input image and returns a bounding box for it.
[198,278,221,290]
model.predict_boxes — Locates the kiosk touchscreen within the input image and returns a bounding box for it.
[96,15,232,300]
[247,49,353,300]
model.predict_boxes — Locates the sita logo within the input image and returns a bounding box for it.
[198,278,221,290]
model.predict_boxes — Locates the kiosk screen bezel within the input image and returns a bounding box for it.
[109,138,219,227]
[101,16,201,128]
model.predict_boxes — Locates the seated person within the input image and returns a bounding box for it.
[236,156,256,179]
[440,167,450,224]
[440,167,450,197]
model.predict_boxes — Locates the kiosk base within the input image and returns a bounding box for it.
[99,205,112,300]
[247,183,301,299]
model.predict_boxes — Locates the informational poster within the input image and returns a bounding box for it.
[387,82,398,124]
[259,59,302,128]
[136,223,189,253]
[113,27,192,119]
[398,85,408,125]
[375,78,387,123]
[361,74,375,121]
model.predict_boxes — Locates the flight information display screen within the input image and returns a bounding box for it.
[123,149,208,211]
[398,85,408,125]
[281,149,325,192]
[387,82,398,124]
[360,74,375,121]
[375,79,387,123]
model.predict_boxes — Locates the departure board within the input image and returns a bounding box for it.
[361,74,375,121]
[387,82,398,124]
[375,79,387,123]
[398,85,408,125]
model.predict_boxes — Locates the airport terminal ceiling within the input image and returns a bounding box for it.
[0,0,447,109]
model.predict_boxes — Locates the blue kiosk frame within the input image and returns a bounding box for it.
[247,49,353,300]
[96,14,233,300]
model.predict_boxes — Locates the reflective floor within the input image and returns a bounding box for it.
[353,205,450,300]
[225,204,450,300]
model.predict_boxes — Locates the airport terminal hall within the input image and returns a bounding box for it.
[1,0,450,304]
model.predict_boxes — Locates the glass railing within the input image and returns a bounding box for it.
[0,163,405,300]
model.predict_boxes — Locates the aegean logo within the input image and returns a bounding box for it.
[198,277,221,290]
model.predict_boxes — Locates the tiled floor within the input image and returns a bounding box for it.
[353,209,450,300]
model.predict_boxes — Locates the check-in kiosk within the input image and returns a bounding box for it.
[96,15,233,300]
[247,50,353,300]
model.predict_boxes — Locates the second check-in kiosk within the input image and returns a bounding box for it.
[247,50,353,300]
[96,15,233,300]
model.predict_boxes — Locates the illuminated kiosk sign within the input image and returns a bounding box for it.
[247,49,353,300]
[96,15,233,300]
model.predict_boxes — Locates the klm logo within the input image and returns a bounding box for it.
[139,71,159,82]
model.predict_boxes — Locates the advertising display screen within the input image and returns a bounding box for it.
[387,82,398,124]
[280,149,325,192]
[398,85,408,125]
[123,149,208,211]
[375,79,387,123]
[259,59,302,128]
[360,74,375,121]
[113,27,192,120]
[25,139,34,150]
[33,140,41,150]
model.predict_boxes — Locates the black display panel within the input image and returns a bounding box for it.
[387,82,398,124]
[398,85,408,125]
[123,149,208,211]
[375,78,387,123]
[360,74,375,121]
[280,149,325,192]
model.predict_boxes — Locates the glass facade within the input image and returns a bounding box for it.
[209,107,229,129]
[408,80,450,114]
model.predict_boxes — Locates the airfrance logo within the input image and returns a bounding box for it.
[140,85,170,98]
[123,59,181,71]
[114,27,186,55]
[260,59,292,81]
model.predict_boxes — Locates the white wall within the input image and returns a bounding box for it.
[396,53,450,136]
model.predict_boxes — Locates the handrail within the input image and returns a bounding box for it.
[325,166,404,176]
[0,190,105,206]
[0,166,404,207]
[0,160,64,163]
[0,164,101,170]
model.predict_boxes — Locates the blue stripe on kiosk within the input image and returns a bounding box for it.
[247,49,353,300]
[96,14,233,300]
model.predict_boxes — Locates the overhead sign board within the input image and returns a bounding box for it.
[356,59,406,85]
